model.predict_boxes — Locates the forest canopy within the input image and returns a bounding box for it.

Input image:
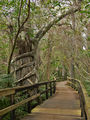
[0,0,90,87]
[0,1,90,120]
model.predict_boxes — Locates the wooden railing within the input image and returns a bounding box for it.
[0,80,56,120]
[67,77,90,120]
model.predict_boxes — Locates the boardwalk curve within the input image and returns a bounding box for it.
[22,81,83,120]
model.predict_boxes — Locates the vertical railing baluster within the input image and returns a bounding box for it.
[37,86,42,104]
[46,83,48,99]
[27,100,31,113]
[10,94,15,120]
[50,82,52,96]
[27,90,31,113]
[53,82,55,93]
[54,81,56,93]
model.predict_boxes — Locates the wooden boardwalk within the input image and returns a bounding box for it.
[21,81,83,120]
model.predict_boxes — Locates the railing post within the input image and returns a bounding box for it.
[27,100,31,113]
[54,81,56,93]
[53,81,55,94]
[46,83,48,99]
[27,91,31,113]
[80,100,83,117]
[81,103,86,119]
[10,94,15,120]
[50,82,52,96]
[37,86,42,104]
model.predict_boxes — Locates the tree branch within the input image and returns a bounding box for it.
[18,0,23,28]
[11,61,35,73]
[7,0,31,74]
[15,68,36,84]
[35,6,81,43]
[11,51,35,63]
[56,22,73,29]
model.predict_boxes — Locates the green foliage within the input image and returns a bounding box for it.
[87,36,90,41]
[83,80,90,96]
[0,74,14,88]
[0,97,10,110]
[81,0,90,18]
[80,49,90,57]
[0,34,9,73]
[15,105,28,120]
[0,97,10,120]
[0,74,15,119]
[0,0,90,119]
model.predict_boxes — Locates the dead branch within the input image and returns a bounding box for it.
[11,61,35,73]
[15,68,36,84]
[11,51,35,63]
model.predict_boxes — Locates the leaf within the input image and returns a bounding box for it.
[80,10,90,14]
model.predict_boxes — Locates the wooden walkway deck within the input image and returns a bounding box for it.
[21,81,83,120]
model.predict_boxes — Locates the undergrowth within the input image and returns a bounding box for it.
[83,80,90,97]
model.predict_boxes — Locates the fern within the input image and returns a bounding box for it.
[0,74,15,88]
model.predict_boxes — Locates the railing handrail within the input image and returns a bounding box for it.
[0,80,56,120]
[67,77,90,120]
[0,80,56,97]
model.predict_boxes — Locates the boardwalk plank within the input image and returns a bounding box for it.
[21,81,82,120]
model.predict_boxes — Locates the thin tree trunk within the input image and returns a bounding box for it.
[7,0,31,74]
[46,33,52,81]
[70,2,76,78]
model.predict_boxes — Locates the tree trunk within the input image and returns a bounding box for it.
[70,2,76,78]
[46,32,52,81]
[11,5,81,85]
[70,58,75,78]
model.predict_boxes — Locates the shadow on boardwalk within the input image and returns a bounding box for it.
[21,81,83,120]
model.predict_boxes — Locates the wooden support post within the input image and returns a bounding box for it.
[81,102,83,117]
[27,91,31,113]
[53,82,55,94]
[79,92,85,118]
[46,83,48,99]
[81,105,86,119]
[10,94,15,120]
[50,82,52,96]
[27,100,31,113]
[37,86,41,104]
[54,82,56,93]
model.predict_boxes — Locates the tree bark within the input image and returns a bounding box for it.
[70,2,76,78]
[7,0,31,74]
[11,51,35,63]
[11,5,81,84]
[46,31,52,81]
